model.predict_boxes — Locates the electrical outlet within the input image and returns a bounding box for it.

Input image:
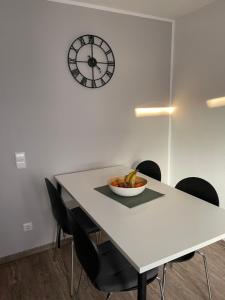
[15,152,26,169]
[23,222,33,231]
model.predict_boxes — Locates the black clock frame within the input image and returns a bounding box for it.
[67,34,115,88]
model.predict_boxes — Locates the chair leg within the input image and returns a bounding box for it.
[57,225,62,248]
[162,263,167,294]
[97,231,102,244]
[53,224,61,261]
[106,292,112,300]
[156,277,164,300]
[197,251,212,300]
[74,268,83,300]
[95,232,99,244]
[70,239,74,297]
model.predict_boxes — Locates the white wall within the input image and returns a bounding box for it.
[0,0,172,257]
[171,0,225,206]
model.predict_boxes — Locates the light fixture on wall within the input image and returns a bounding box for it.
[206,97,225,108]
[135,107,175,117]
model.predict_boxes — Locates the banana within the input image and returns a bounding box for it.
[129,171,137,187]
[124,170,135,184]
[125,170,137,187]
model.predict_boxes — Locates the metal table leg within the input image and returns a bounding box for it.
[138,272,147,300]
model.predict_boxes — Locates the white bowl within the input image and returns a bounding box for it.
[108,176,147,197]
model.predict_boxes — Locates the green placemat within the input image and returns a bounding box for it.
[94,185,164,208]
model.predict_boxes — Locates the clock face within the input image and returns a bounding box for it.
[68,35,115,88]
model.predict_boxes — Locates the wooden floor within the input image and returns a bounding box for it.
[1,240,225,300]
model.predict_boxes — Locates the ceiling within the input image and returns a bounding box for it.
[53,0,217,20]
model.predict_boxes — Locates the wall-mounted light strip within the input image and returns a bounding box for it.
[135,107,175,117]
[206,97,225,108]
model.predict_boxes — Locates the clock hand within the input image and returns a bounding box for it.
[92,65,94,81]
[75,60,89,63]
[91,43,93,58]
[95,64,101,73]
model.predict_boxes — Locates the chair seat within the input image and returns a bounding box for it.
[172,251,195,263]
[68,207,99,235]
[95,241,158,293]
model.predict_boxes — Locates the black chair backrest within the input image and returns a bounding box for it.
[45,178,71,233]
[72,221,100,283]
[175,177,219,206]
[136,160,161,181]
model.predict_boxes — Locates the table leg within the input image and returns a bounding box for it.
[57,182,62,196]
[138,272,147,300]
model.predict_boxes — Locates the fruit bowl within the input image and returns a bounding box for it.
[108,176,147,197]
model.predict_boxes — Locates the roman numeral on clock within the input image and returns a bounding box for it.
[80,76,87,86]
[106,70,113,78]
[88,35,94,44]
[71,68,80,78]
[68,58,76,64]
[108,61,115,67]
[92,80,96,88]
[70,45,78,53]
[99,78,105,86]
[105,49,112,56]
[79,36,86,47]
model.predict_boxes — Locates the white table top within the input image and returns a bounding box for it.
[55,165,225,274]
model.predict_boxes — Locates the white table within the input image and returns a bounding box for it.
[55,165,225,300]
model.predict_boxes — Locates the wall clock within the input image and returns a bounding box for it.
[68,34,115,88]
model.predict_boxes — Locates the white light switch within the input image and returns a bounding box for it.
[15,152,26,169]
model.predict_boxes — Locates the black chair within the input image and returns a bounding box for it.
[45,178,99,296]
[72,221,164,300]
[162,177,219,300]
[136,160,161,181]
